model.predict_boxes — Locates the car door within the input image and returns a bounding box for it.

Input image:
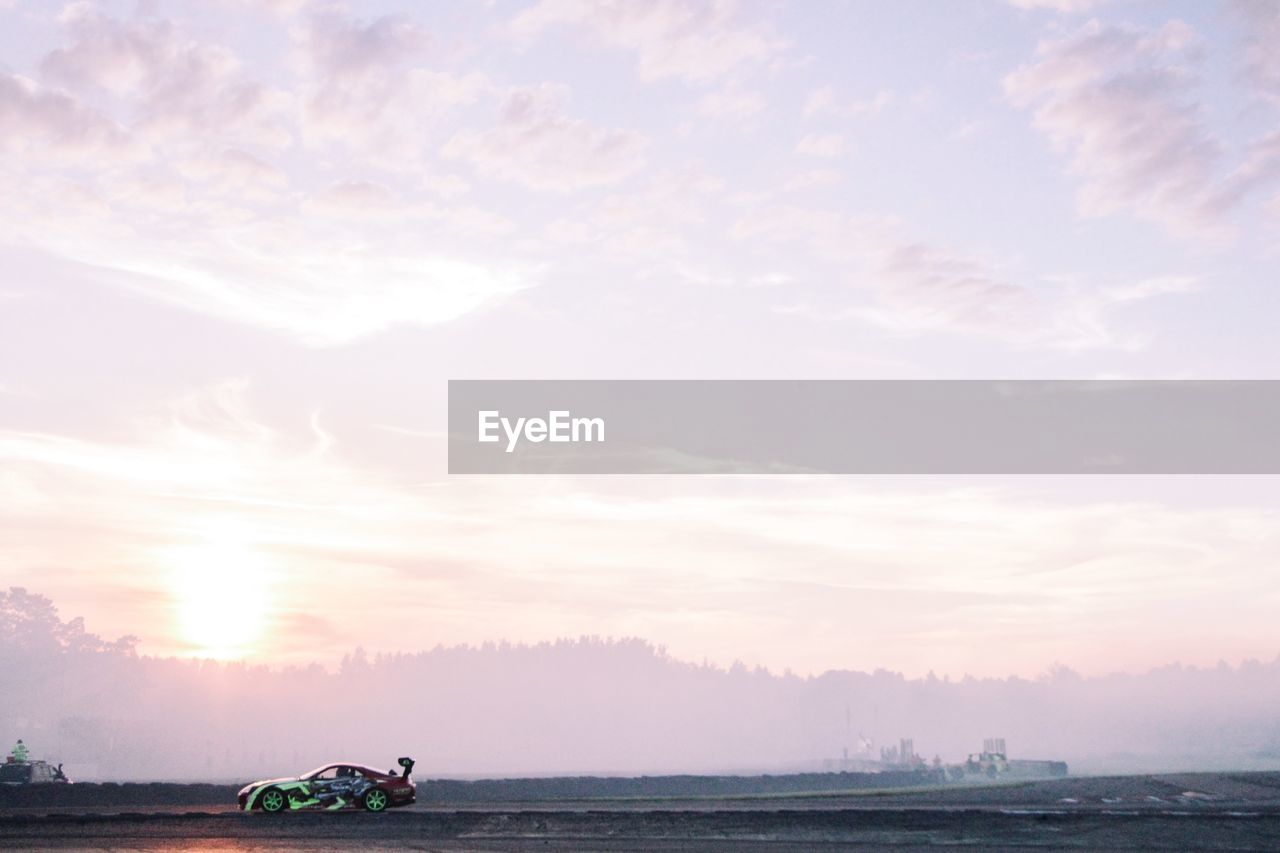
[308,766,341,798]
[330,766,365,800]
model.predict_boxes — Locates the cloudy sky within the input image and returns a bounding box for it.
[2,0,1279,677]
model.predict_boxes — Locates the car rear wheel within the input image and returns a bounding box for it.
[259,787,287,814]
[362,787,389,812]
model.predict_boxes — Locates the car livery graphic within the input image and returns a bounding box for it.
[239,757,415,813]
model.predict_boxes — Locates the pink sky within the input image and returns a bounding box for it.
[2,0,1280,678]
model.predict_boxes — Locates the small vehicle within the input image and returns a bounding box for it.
[0,759,70,785]
[238,757,415,813]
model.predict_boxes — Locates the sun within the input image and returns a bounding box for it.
[166,536,272,660]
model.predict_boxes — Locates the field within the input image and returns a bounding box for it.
[3,772,1280,850]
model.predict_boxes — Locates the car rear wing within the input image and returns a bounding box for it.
[397,757,414,779]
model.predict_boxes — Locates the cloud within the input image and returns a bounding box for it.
[1205,131,1280,217]
[697,86,765,121]
[794,133,846,158]
[1008,0,1104,11]
[781,169,841,192]
[306,179,398,213]
[802,86,836,119]
[1005,19,1280,240]
[305,66,488,161]
[802,85,892,120]
[0,72,135,161]
[301,7,431,77]
[175,148,288,202]
[867,241,1037,333]
[0,6,529,345]
[1,128,525,346]
[88,239,526,347]
[1231,1,1280,107]
[732,206,1031,338]
[291,7,487,164]
[5,388,1280,674]
[443,84,647,191]
[41,5,290,148]
[731,203,1190,348]
[1100,274,1199,303]
[511,0,785,84]
[0,380,434,662]
[1008,0,1100,10]
[214,0,315,16]
[541,168,725,258]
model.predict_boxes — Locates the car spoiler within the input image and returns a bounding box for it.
[397,757,415,779]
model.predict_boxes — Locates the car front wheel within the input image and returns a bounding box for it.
[259,787,287,814]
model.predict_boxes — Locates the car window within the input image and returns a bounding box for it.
[311,767,340,780]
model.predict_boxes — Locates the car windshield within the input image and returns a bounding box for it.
[302,765,336,779]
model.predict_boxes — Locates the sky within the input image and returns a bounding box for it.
[1,0,1279,678]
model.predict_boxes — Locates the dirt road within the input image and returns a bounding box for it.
[4,773,1280,850]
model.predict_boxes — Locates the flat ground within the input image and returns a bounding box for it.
[3,772,1279,850]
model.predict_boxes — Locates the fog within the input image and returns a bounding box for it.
[2,588,1278,782]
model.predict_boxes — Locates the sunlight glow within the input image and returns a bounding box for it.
[165,533,272,660]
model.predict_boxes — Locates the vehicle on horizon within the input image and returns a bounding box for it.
[950,738,1067,781]
[0,758,70,785]
[238,757,415,813]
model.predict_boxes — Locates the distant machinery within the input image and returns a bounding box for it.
[961,738,1009,779]
[953,737,1067,781]
[879,738,926,770]
[822,706,880,772]
[820,731,1066,782]
[819,715,1066,782]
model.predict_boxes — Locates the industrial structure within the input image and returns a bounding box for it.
[951,737,1067,781]
[822,732,1066,782]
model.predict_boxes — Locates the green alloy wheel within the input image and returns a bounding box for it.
[363,788,389,812]
[260,788,287,814]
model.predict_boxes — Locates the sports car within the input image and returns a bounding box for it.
[238,757,415,813]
